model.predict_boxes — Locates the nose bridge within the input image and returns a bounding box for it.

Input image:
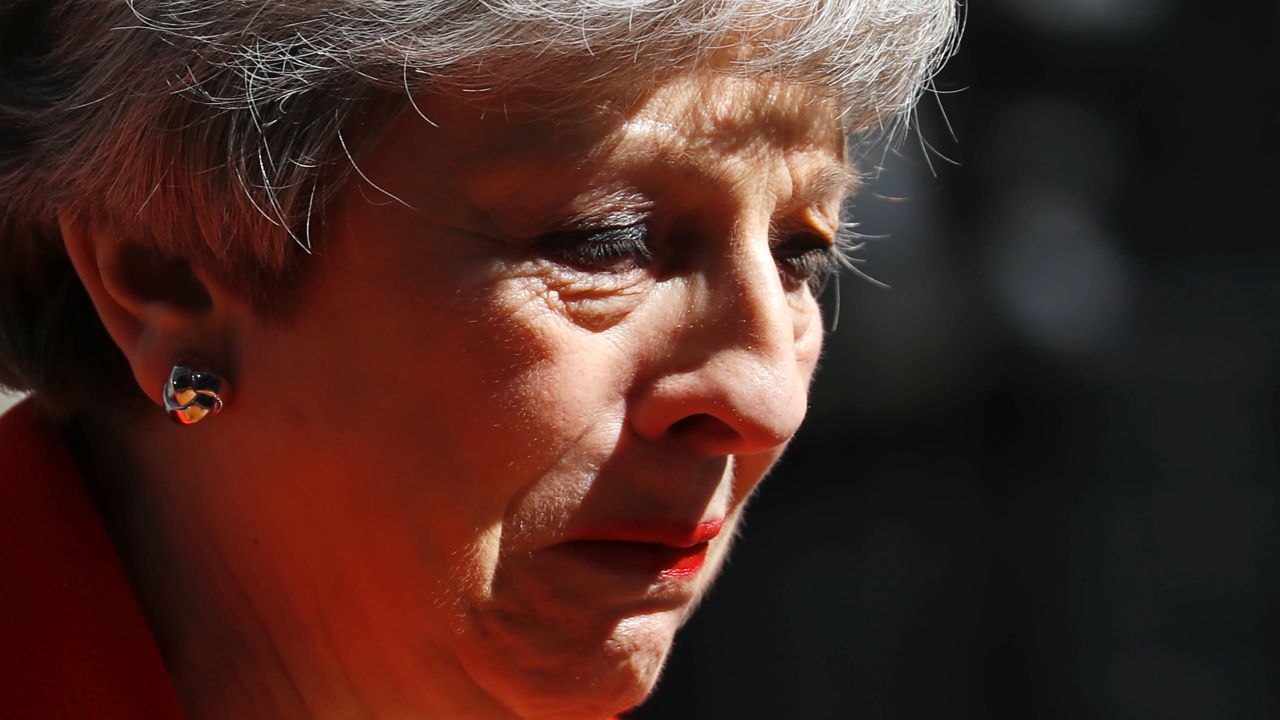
[695,223,793,368]
[630,217,813,455]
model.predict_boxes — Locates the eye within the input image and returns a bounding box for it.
[773,233,839,293]
[536,224,652,273]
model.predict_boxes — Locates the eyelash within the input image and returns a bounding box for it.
[538,225,652,272]
[538,223,838,291]
[774,234,840,293]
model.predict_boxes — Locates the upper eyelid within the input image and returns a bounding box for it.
[534,213,650,247]
[802,201,845,238]
[537,223,649,251]
[770,215,838,248]
[552,189,654,230]
[549,190,842,242]
[536,222,650,253]
[560,210,648,229]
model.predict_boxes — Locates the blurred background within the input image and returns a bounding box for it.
[632,1,1278,718]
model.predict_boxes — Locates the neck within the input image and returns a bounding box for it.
[69,409,519,720]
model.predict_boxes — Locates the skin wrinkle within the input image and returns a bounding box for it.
[494,415,602,572]
[61,69,859,720]
[1,1,958,413]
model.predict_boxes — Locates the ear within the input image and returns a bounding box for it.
[59,211,236,409]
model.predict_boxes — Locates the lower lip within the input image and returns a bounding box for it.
[555,540,709,579]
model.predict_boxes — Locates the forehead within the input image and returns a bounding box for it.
[589,74,855,203]
[609,74,846,154]
[361,73,854,229]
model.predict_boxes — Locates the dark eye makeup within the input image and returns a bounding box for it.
[536,224,653,273]
[772,233,840,293]
[536,221,838,292]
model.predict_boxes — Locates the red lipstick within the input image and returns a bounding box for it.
[557,519,724,579]
[561,540,708,578]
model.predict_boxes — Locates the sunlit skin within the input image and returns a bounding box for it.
[63,73,856,719]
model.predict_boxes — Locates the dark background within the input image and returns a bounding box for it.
[632,1,1278,717]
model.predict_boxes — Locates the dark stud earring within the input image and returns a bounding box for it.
[163,365,225,425]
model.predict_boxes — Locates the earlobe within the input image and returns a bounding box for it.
[58,211,232,409]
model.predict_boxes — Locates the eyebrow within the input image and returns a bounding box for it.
[795,162,861,207]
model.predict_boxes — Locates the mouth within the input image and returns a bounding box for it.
[556,540,710,579]
[553,519,724,580]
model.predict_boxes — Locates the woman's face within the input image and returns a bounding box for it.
[221,74,850,718]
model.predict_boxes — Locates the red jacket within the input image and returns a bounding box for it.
[0,399,184,719]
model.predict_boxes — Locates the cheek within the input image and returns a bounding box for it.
[427,281,675,715]
[792,290,825,372]
[466,273,639,442]
[412,272,640,551]
[244,249,633,561]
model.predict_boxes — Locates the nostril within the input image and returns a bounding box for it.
[667,413,740,445]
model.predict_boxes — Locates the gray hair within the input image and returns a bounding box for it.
[0,0,957,409]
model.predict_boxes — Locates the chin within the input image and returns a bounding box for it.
[461,608,684,720]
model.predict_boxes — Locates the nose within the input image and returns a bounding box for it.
[628,231,818,457]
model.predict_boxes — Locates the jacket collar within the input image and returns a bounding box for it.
[0,398,184,718]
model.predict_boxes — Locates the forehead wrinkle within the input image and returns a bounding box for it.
[592,73,843,158]
[450,74,855,232]
[606,122,854,215]
[689,77,843,154]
